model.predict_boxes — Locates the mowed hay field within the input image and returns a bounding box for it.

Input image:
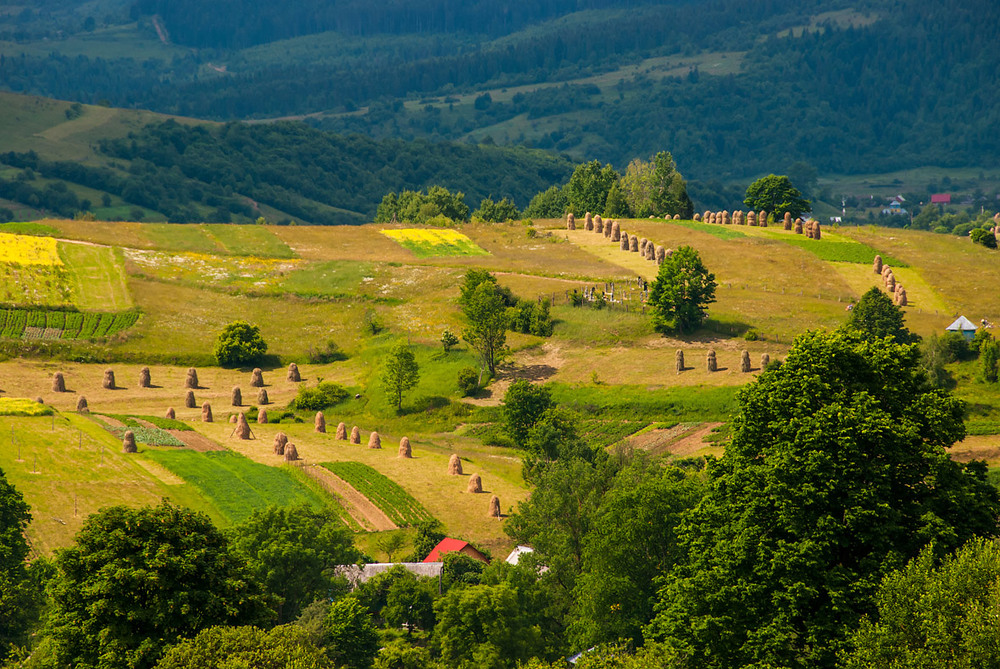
[4,217,1000,555]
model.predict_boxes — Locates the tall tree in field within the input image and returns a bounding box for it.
[744,174,811,219]
[565,160,619,216]
[846,286,917,344]
[620,152,692,219]
[648,245,717,334]
[381,342,420,411]
[646,329,1000,669]
[462,281,509,380]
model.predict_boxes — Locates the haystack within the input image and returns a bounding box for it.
[702,210,711,222]
[655,245,665,263]
[368,431,382,449]
[257,408,267,424]
[166,407,175,419]
[399,436,412,458]
[886,274,896,293]
[231,387,242,406]
[647,243,657,260]
[138,367,151,388]
[448,454,463,475]
[707,350,717,372]
[273,432,288,456]
[629,236,639,252]
[250,368,264,387]
[468,473,482,493]
[611,221,621,241]
[103,369,116,390]
[336,422,347,440]
[740,350,751,373]
[605,220,613,238]
[585,212,593,230]
[202,402,213,423]
[784,212,792,229]
[722,211,731,225]
[761,353,770,369]
[350,426,361,444]
[620,233,630,251]
[594,215,604,233]
[488,495,501,518]
[896,287,908,306]
[76,396,88,412]
[707,212,715,225]
[676,349,684,373]
[185,390,196,408]
[284,443,299,462]
[747,210,757,226]
[567,212,575,230]
[733,210,742,225]
[185,368,199,389]
[52,372,66,393]
[235,412,251,440]
[759,211,767,227]
[873,255,883,274]
[813,221,821,240]
[694,213,701,221]
[794,219,803,234]
[673,214,680,220]
[229,414,237,424]
[287,363,301,382]
[315,411,326,433]
[122,430,137,453]
[257,388,269,405]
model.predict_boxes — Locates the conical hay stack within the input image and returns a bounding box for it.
[350,426,360,444]
[733,211,742,225]
[273,432,288,456]
[611,221,621,241]
[315,412,326,433]
[747,210,757,226]
[488,495,501,518]
[784,212,792,229]
[604,220,613,238]
[287,363,301,382]
[257,388,269,405]
[284,443,299,462]
[645,243,656,260]
[881,265,892,280]
[566,212,575,230]
[794,219,803,234]
[639,238,648,255]
[368,431,381,449]
[594,215,603,233]
[166,407,175,419]
[229,414,237,424]
[448,454,463,475]
[702,210,711,222]
[896,287,908,306]
[235,412,251,440]
[620,233,629,250]
[707,212,715,224]
[707,350,717,372]
[740,350,751,373]
[673,214,680,220]
[693,213,701,221]
[759,210,767,226]
[585,212,593,230]
[185,390,196,408]
[257,408,267,424]
[122,430,137,453]
[813,222,821,239]
[250,368,264,387]
[468,473,482,493]
[231,387,242,406]
[52,372,66,393]
[665,248,673,258]
[722,211,731,225]
[873,255,883,274]
[35,397,43,405]
[138,367,151,388]
[399,436,412,458]
[103,369,116,390]
[76,396,88,412]
[655,245,665,263]
[185,368,198,389]
[886,274,896,292]
[202,402,213,422]
[676,349,684,373]
[629,236,639,252]
[761,353,770,369]
[336,422,347,440]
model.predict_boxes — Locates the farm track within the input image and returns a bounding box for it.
[301,465,397,532]
[170,429,225,451]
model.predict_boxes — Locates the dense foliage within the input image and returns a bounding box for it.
[0,466,33,660]
[846,287,916,344]
[648,246,717,334]
[213,320,268,366]
[743,174,810,219]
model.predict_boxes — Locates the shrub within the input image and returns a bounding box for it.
[305,341,347,364]
[214,321,268,366]
[457,367,479,396]
[441,329,459,353]
[971,227,998,248]
[743,329,761,342]
[294,382,349,411]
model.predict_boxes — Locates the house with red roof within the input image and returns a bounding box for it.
[422,537,489,564]
[931,193,952,205]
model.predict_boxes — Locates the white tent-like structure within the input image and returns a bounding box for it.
[946,316,978,341]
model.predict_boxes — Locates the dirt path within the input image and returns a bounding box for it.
[666,422,723,456]
[301,465,397,532]
[170,429,226,451]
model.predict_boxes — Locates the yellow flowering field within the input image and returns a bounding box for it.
[0,398,53,417]
[0,232,62,266]
[381,228,489,257]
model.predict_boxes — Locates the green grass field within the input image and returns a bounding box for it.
[320,461,434,527]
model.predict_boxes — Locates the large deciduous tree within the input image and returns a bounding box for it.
[847,286,917,344]
[646,329,1000,669]
[565,160,619,217]
[743,174,811,219]
[155,624,333,669]
[214,320,268,366]
[381,342,420,411]
[648,245,717,334]
[46,501,273,669]
[501,380,553,449]
[462,281,509,380]
[0,466,33,660]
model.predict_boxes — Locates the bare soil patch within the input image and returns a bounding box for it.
[170,429,225,451]
[301,465,397,532]
[464,343,565,407]
[666,422,724,457]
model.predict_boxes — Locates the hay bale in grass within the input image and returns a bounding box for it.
[665,248,674,258]
[103,369,116,390]
[468,473,482,493]
[813,221,821,240]
[611,221,621,241]
[732,210,741,225]
[315,412,326,433]
[258,408,267,424]
[886,274,896,293]
[448,454,463,475]
[722,211,731,225]
[235,412,251,440]
[784,212,792,229]
[76,396,88,412]
[747,210,757,226]
[122,430,137,453]
[629,236,639,252]
[368,431,382,449]
[604,220,613,238]
[676,349,684,373]
[896,287,908,307]
[336,422,347,440]
[707,350,717,372]
[585,212,593,230]
[231,387,242,406]
[488,495,501,518]
[794,219,803,234]
[257,388,269,405]
[166,407,175,419]
[594,215,604,233]
[52,372,66,393]
[761,353,770,369]
[639,238,648,254]
[567,212,575,230]
[185,390,196,408]
[673,214,680,220]
[350,426,360,444]
[655,245,666,263]
[740,350,751,373]
[138,367,151,388]
[287,363,301,382]
[694,213,701,221]
[706,212,715,225]
[645,243,656,260]
[250,368,264,387]
[873,255,883,274]
[703,210,711,222]
[620,233,630,250]
[759,211,768,227]
[202,402,213,423]
[185,368,198,389]
[284,443,299,462]
[273,432,288,456]
[399,436,412,458]
[229,414,237,424]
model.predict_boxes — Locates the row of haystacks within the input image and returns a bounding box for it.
[568,212,675,267]
[678,348,773,373]
[695,210,822,239]
[873,255,908,306]
[50,364,295,396]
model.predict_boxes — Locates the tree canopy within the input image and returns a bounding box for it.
[155,624,334,669]
[214,320,268,366]
[565,160,619,217]
[846,286,917,344]
[381,342,420,411]
[743,174,811,219]
[0,466,32,660]
[461,281,509,379]
[647,245,717,334]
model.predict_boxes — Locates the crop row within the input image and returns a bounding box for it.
[321,461,434,527]
[109,426,185,447]
[0,308,139,340]
[579,420,650,449]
